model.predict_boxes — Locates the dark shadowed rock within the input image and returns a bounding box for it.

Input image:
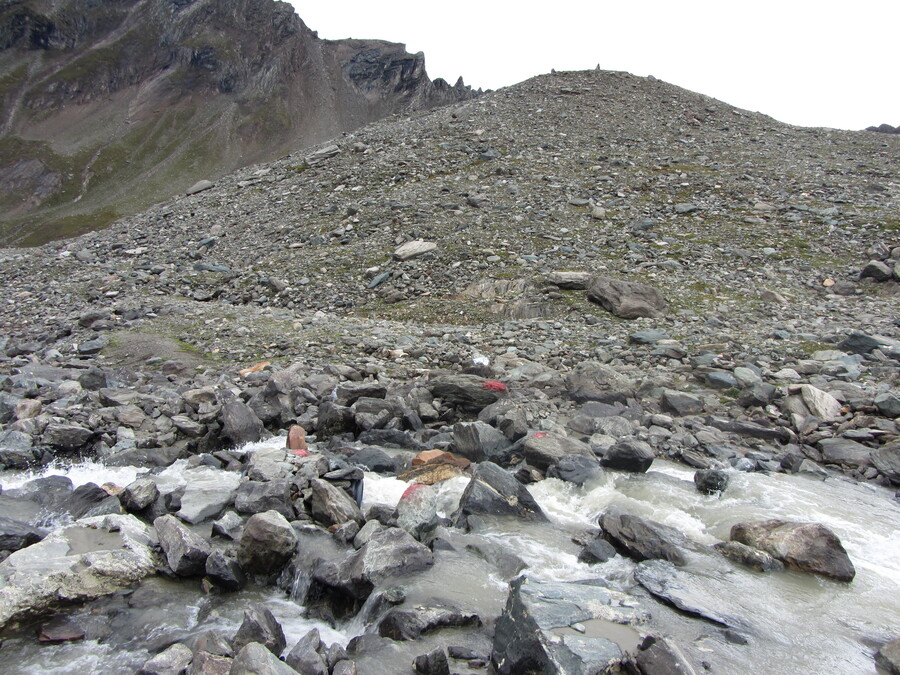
[629,634,700,675]
[491,576,639,675]
[818,438,871,469]
[730,520,855,581]
[578,535,618,564]
[599,509,687,565]
[237,511,297,575]
[119,478,160,513]
[453,421,512,463]
[220,400,265,447]
[587,276,667,319]
[42,422,93,451]
[872,443,900,485]
[205,550,246,591]
[311,527,433,612]
[876,637,900,675]
[154,514,211,577]
[693,469,729,495]
[285,628,327,674]
[547,454,603,485]
[317,401,356,438]
[601,440,655,473]
[0,516,45,552]
[378,605,481,640]
[453,462,547,527]
[232,603,287,656]
[414,648,450,675]
[348,446,395,473]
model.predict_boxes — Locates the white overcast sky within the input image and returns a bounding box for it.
[288,1,898,131]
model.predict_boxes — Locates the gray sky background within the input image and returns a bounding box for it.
[289,1,898,131]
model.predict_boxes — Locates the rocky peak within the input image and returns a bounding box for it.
[0,0,478,245]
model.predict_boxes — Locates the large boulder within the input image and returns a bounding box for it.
[599,510,687,565]
[176,467,242,524]
[491,576,644,674]
[308,479,363,528]
[586,277,667,319]
[453,462,547,527]
[693,469,729,495]
[453,421,512,463]
[628,635,699,675]
[0,515,157,628]
[600,440,654,473]
[220,400,265,447]
[238,511,298,575]
[799,385,843,422]
[427,374,505,411]
[521,432,594,472]
[323,526,433,601]
[564,361,634,404]
[817,438,871,469]
[729,520,855,581]
[154,515,211,577]
[235,480,294,520]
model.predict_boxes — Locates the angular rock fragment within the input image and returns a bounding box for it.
[453,462,547,527]
[232,603,286,656]
[154,514,211,577]
[599,509,687,565]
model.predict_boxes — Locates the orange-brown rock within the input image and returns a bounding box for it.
[239,361,271,376]
[398,463,465,485]
[411,450,470,469]
[286,425,308,452]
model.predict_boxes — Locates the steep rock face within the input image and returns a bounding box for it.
[0,0,476,245]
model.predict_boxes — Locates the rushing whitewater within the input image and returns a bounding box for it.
[1,437,897,673]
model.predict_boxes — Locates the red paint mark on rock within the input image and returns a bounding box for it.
[401,483,427,500]
[533,432,548,439]
[483,380,507,391]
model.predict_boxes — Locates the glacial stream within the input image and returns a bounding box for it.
[0,440,898,674]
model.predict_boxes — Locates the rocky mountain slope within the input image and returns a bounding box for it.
[0,0,476,246]
[0,69,899,674]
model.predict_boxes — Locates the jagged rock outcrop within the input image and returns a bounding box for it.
[0,0,477,245]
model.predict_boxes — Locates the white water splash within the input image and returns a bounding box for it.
[0,459,142,491]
